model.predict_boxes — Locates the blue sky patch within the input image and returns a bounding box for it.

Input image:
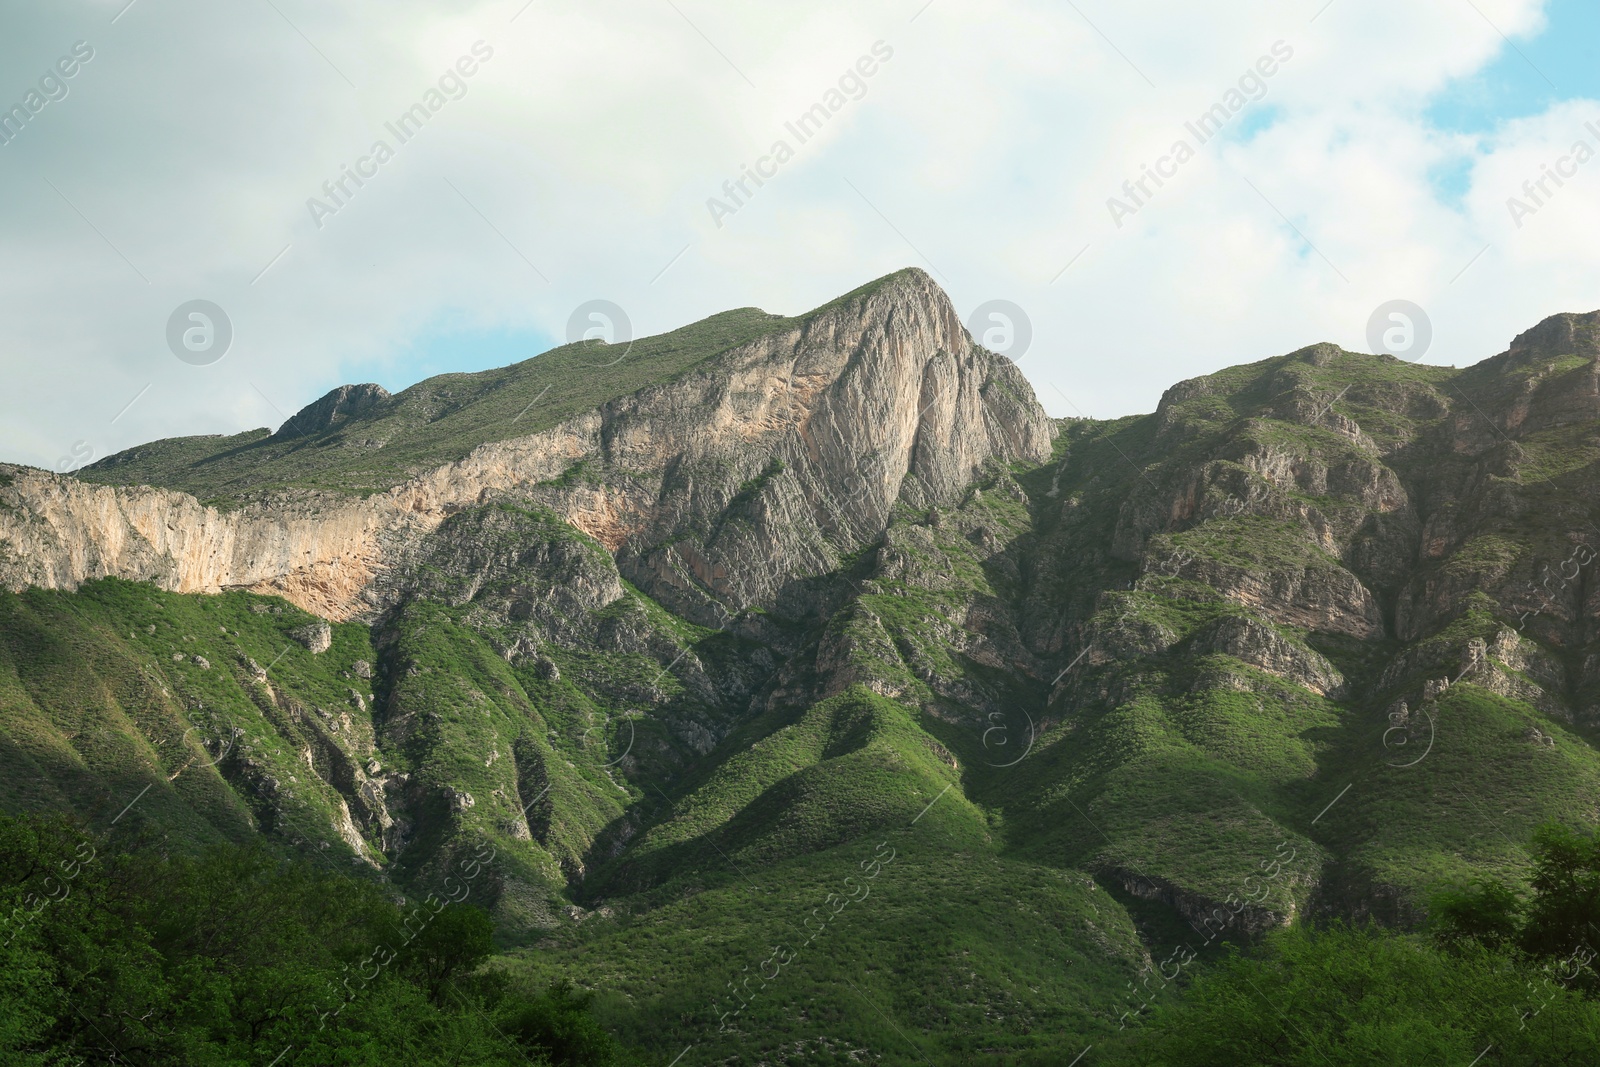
[1426,0,1600,136]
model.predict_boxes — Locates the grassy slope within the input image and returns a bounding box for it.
[0,580,379,859]
[508,795,1148,1066]
[581,687,990,898]
[1001,343,1600,913]
[510,332,1600,1056]
[1314,683,1600,892]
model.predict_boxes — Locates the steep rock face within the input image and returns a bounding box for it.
[394,504,626,634]
[1456,311,1600,442]
[510,269,1053,623]
[0,473,403,620]
[1180,553,1386,640]
[0,271,1052,628]
[0,270,1064,923]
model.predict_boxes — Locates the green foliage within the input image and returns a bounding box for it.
[1314,686,1600,895]
[1104,923,1600,1066]
[0,811,638,1066]
[1507,420,1600,483]
[516,833,1149,1065]
[1173,514,1343,571]
[0,579,384,859]
[1430,879,1524,950]
[1523,822,1600,959]
[400,903,496,1004]
[584,686,987,897]
[15,287,1600,1065]
[499,981,625,1067]
[1433,822,1600,967]
[1106,822,1600,1064]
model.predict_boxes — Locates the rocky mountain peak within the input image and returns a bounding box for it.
[273,382,392,440]
[0,270,1053,623]
[1506,308,1600,363]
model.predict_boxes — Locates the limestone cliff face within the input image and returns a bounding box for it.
[0,270,1054,624]
[0,473,404,620]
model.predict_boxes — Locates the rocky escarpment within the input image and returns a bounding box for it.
[0,473,407,621]
[0,270,1052,628]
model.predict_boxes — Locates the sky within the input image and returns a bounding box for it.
[1,0,1598,473]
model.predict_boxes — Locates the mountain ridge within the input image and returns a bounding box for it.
[5,273,1600,1061]
[1,268,1050,623]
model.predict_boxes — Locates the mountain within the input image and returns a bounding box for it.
[3,269,1600,1062]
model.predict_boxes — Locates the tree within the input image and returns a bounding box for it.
[1430,878,1522,949]
[402,902,495,1005]
[0,812,633,1065]
[499,979,634,1067]
[1521,823,1600,965]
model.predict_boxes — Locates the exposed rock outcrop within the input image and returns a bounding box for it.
[274,383,392,439]
[1191,614,1347,698]
[290,620,332,653]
